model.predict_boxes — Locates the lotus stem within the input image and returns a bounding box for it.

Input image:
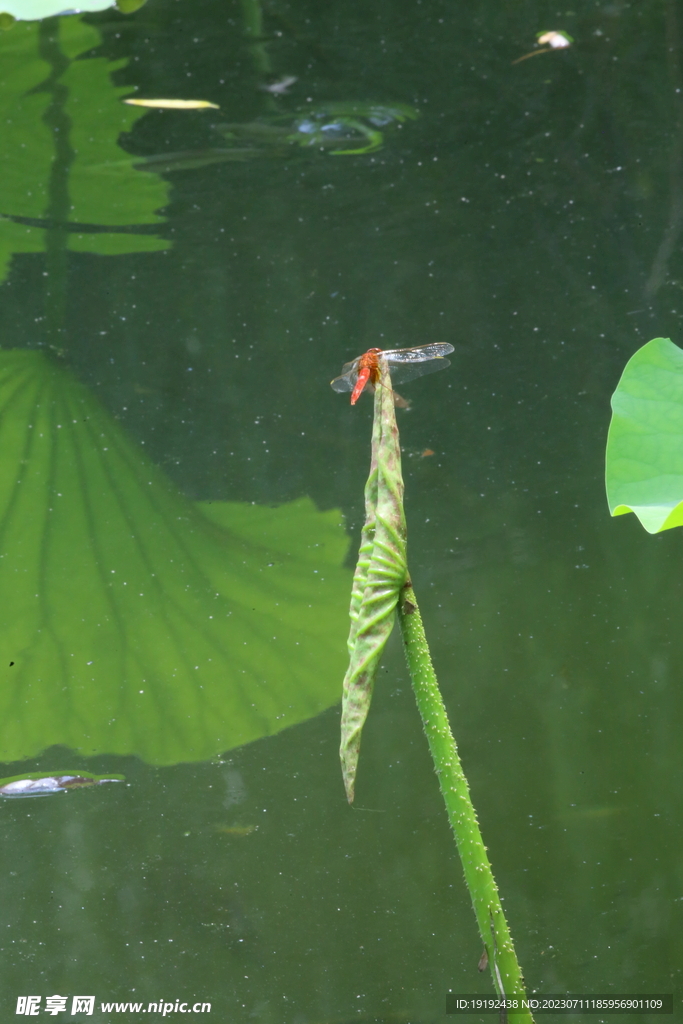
[341,356,533,1016]
[397,581,532,1017]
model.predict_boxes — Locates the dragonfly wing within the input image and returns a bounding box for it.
[382,342,455,363]
[330,373,354,393]
[331,343,454,392]
[387,357,451,385]
[330,358,360,392]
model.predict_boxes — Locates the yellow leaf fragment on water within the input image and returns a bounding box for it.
[537,31,571,48]
[123,98,220,109]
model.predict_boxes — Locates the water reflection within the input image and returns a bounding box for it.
[0,12,167,300]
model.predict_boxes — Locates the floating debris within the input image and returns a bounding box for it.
[0,771,124,798]
[512,30,573,65]
[558,804,624,821]
[214,823,258,836]
[215,101,419,157]
[123,98,220,110]
[260,75,297,96]
[537,30,572,49]
[130,149,258,173]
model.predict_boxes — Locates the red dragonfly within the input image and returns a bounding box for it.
[330,343,454,405]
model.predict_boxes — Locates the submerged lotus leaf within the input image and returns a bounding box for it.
[606,337,683,533]
[0,350,350,765]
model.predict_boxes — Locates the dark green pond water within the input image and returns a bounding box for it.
[0,0,680,1021]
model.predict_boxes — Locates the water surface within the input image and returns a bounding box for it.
[0,1,680,1020]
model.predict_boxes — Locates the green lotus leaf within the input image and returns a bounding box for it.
[606,336,683,533]
[0,350,350,765]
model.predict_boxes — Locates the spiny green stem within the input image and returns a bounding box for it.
[397,581,533,1020]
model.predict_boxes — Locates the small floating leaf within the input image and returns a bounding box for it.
[0,771,124,798]
[123,98,220,110]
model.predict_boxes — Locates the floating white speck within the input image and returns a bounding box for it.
[537,31,572,48]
